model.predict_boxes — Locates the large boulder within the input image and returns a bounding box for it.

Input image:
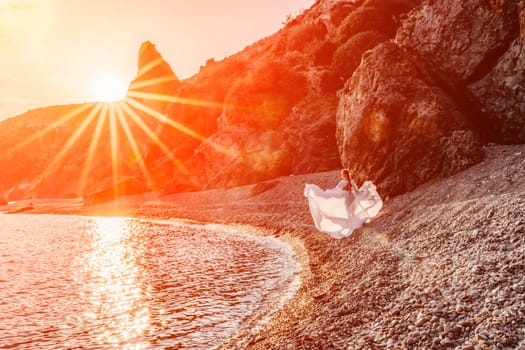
[336,41,484,196]
[396,0,524,143]
[396,0,519,83]
[469,1,525,143]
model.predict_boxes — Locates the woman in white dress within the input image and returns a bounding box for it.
[304,169,383,238]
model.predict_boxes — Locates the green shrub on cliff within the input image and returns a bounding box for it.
[272,20,328,56]
[363,0,419,9]
[336,0,419,44]
[332,30,388,87]
[336,7,396,44]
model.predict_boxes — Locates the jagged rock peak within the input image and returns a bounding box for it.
[138,41,163,70]
[132,40,181,89]
[127,40,181,106]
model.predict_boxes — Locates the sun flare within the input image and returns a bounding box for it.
[91,74,128,102]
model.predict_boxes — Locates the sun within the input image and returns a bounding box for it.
[90,74,128,102]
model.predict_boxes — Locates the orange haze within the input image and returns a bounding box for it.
[0,0,314,120]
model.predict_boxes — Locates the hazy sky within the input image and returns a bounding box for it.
[0,0,314,120]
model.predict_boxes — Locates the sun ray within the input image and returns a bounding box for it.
[126,90,224,110]
[114,102,153,188]
[135,57,164,79]
[108,104,120,199]
[120,102,188,175]
[35,103,103,189]
[128,75,180,91]
[128,97,237,171]
[10,103,93,153]
[129,94,235,157]
[126,96,206,142]
[79,103,109,196]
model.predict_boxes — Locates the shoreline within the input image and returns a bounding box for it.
[2,144,525,348]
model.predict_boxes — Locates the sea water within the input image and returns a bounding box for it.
[0,214,300,349]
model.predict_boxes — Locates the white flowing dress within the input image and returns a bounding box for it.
[304,179,383,239]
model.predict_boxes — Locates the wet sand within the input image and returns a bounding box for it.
[2,144,525,349]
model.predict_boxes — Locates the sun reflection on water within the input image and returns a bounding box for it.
[75,217,152,349]
[0,215,301,349]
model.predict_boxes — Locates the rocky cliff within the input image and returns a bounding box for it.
[1,0,523,201]
[337,0,525,196]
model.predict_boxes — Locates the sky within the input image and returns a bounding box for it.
[0,0,315,120]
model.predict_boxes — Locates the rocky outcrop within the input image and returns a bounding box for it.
[336,42,484,196]
[469,1,525,143]
[176,0,523,195]
[396,0,519,83]
[337,0,525,196]
[125,41,218,192]
[395,0,524,143]
[126,41,181,110]
[470,38,525,143]
[330,30,388,91]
